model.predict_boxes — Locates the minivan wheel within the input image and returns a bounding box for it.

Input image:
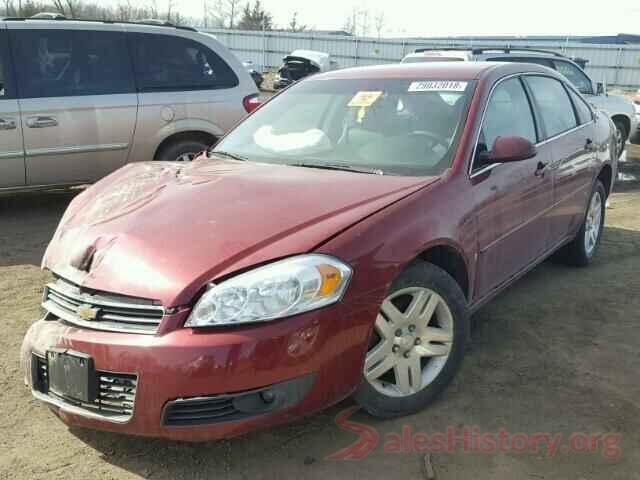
[556,180,606,267]
[353,261,468,418]
[156,140,210,162]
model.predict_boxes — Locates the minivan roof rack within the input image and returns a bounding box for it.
[0,16,197,32]
[414,46,570,59]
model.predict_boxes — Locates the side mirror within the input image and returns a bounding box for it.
[481,136,537,163]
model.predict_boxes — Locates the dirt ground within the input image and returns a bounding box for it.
[1,147,639,480]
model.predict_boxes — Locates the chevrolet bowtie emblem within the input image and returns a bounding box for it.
[77,304,99,321]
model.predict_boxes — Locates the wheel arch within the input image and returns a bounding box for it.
[611,114,630,140]
[597,164,613,198]
[414,241,471,302]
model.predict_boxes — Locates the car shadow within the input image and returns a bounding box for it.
[0,190,78,267]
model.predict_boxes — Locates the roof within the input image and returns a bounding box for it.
[318,62,506,81]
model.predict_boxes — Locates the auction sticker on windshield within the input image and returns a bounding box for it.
[408,81,468,92]
[348,91,383,107]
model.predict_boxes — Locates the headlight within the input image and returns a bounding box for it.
[185,255,352,327]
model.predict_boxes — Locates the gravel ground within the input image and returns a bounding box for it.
[1,149,639,480]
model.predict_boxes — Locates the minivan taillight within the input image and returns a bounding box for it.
[243,94,261,114]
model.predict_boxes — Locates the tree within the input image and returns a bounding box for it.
[238,0,272,30]
[215,0,242,29]
[288,11,306,32]
[374,11,385,39]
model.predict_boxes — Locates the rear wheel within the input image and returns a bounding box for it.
[353,261,468,418]
[556,180,606,267]
[156,139,210,162]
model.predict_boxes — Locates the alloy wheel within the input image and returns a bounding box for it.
[364,287,454,398]
[176,152,198,162]
[584,190,603,256]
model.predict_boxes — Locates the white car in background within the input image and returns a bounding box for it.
[402,48,639,155]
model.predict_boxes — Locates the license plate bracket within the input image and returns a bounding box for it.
[47,349,97,403]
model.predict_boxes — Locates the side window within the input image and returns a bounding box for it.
[568,89,593,125]
[525,76,578,139]
[553,60,593,95]
[131,33,239,92]
[0,30,12,99]
[475,78,537,169]
[11,29,134,99]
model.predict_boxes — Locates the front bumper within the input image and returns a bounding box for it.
[21,303,376,441]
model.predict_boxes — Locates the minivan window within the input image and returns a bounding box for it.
[568,89,593,125]
[476,77,537,168]
[525,76,578,139]
[11,30,135,99]
[214,78,474,176]
[553,60,593,95]
[131,33,238,92]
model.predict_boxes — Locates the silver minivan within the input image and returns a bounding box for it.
[0,19,259,192]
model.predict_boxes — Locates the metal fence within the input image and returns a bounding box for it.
[206,29,640,88]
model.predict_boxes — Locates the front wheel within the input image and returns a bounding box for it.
[613,119,628,158]
[156,139,210,162]
[353,261,468,418]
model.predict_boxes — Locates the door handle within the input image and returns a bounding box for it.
[0,117,17,130]
[534,161,548,177]
[26,116,58,128]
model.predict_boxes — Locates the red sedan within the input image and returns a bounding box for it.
[22,62,617,441]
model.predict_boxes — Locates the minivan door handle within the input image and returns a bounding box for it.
[585,138,596,152]
[534,161,548,177]
[0,117,17,130]
[26,116,58,128]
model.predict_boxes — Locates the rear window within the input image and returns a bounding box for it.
[11,29,135,98]
[131,33,238,92]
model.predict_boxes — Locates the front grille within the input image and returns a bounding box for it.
[42,278,164,334]
[33,354,137,420]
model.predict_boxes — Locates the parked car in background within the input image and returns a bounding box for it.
[273,49,334,89]
[0,18,259,193]
[243,61,264,89]
[22,62,617,441]
[402,47,638,155]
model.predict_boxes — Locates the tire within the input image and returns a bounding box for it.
[556,180,606,267]
[613,119,628,158]
[155,139,210,162]
[353,261,468,418]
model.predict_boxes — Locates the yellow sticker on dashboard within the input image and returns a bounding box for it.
[348,91,383,107]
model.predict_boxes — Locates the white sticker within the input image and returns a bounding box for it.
[408,81,468,92]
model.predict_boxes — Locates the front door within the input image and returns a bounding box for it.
[471,76,554,298]
[9,26,138,186]
[0,27,25,188]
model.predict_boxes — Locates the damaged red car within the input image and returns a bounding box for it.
[22,62,617,441]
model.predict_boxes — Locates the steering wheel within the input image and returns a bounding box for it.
[408,130,451,154]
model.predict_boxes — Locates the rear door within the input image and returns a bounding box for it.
[9,24,137,185]
[0,27,25,188]
[524,76,596,244]
[471,76,554,298]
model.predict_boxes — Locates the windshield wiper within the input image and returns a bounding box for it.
[292,162,384,175]
[207,150,247,161]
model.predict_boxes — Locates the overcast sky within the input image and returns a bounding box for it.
[101,0,640,37]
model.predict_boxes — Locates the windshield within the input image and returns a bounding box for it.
[214,78,475,176]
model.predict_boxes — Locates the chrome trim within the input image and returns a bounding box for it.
[468,72,595,178]
[0,150,24,159]
[43,279,164,335]
[31,389,131,423]
[26,143,129,158]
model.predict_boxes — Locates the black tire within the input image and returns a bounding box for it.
[155,139,210,162]
[556,180,606,267]
[353,261,468,418]
[613,119,628,158]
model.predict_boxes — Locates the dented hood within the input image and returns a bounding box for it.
[43,159,435,307]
